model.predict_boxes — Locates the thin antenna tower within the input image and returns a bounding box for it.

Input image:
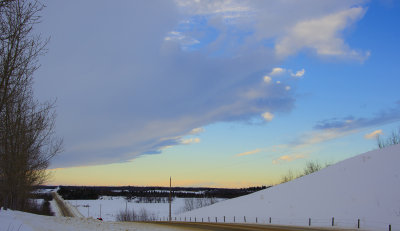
[169,176,172,222]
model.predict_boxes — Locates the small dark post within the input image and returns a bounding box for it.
[234,216,235,223]
[332,217,335,226]
[202,218,203,222]
[185,217,186,222]
[309,218,311,226]
[244,216,246,223]
[256,217,258,223]
[195,217,196,222]
[224,216,225,223]
[389,224,392,231]
[190,217,191,222]
[208,217,210,222]
[358,219,360,229]
[269,217,271,224]
[215,217,217,223]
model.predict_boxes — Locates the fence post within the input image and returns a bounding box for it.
[244,216,246,223]
[332,217,334,227]
[185,217,186,222]
[358,219,360,229]
[208,217,210,222]
[269,217,271,224]
[224,216,225,223]
[256,217,258,223]
[234,216,235,223]
[309,218,311,226]
[389,224,391,231]
[195,217,196,222]
[190,217,191,222]
[202,218,203,222]
[215,217,217,223]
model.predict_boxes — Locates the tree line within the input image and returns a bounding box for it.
[57,185,269,200]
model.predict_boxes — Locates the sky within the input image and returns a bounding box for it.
[33,0,400,188]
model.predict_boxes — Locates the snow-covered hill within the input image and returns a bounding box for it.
[182,145,400,230]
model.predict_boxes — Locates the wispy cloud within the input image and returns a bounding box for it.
[290,69,305,78]
[272,154,306,164]
[236,149,262,157]
[181,137,201,144]
[189,127,205,135]
[292,102,400,147]
[275,7,368,60]
[364,130,383,139]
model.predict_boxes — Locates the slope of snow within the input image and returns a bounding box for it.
[0,209,184,231]
[182,145,400,231]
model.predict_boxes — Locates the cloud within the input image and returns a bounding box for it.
[181,137,201,144]
[291,103,400,147]
[236,149,262,157]
[263,76,272,83]
[290,69,305,77]
[270,67,285,76]
[272,154,306,164]
[189,127,205,135]
[285,86,291,91]
[261,112,274,122]
[36,1,369,168]
[364,130,383,139]
[275,7,368,59]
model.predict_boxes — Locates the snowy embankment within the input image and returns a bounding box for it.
[0,209,183,231]
[51,192,84,218]
[182,144,400,231]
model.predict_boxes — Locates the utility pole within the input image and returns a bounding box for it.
[169,176,172,222]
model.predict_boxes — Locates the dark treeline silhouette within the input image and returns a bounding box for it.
[57,185,269,200]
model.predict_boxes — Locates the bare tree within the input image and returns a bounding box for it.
[0,0,61,211]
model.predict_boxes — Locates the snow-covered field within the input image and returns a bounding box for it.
[65,196,224,221]
[182,144,400,231]
[66,197,184,221]
[0,209,184,231]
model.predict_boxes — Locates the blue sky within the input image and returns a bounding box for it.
[34,0,400,187]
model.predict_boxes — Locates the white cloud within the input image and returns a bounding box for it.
[263,76,272,83]
[262,112,274,122]
[364,130,383,139]
[190,127,205,135]
[181,137,201,145]
[285,86,291,91]
[272,154,306,164]
[291,69,305,77]
[270,67,285,76]
[236,149,262,157]
[275,7,367,59]
[276,81,281,84]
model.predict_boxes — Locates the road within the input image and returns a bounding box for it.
[145,222,359,231]
[51,192,74,217]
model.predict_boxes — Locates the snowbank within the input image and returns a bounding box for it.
[182,144,400,231]
[0,209,183,231]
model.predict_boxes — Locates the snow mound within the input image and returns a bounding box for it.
[182,144,400,230]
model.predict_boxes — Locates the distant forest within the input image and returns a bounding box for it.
[54,185,269,200]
